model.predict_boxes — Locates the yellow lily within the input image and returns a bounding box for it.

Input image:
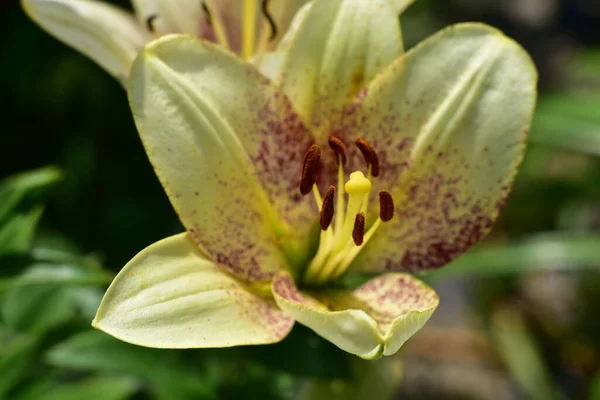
[92,0,537,359]
[21,0,309,82]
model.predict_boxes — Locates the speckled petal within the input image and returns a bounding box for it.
[22,0,148,80]
[276,0,403,136]
[93,233,294,348]
[347,24,537,273]
[129,35,314,282]
[272,272,438,359]
[130,0,204,36]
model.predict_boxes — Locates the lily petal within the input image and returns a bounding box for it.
[348,23,537,273]
[129,35,314,281]
[130,0,205,37]
[22,0,148,80]
[272,272,438,359]
[277,0,403,136]
[262,0,310,49]
[393,0,416,14]
[255,2,312,81]
[93,233,294,348]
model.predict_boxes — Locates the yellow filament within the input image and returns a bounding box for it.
[360,164,372,215]
[304,229,333,283]
[242,0,257,59]
[304,170,378,285]
[303,184,332,284]
[204,0,230,49]
[334,157,345,234]
[330,218,383,281]
[312,184,323,209]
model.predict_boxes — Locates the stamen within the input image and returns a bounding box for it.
[242,0,257,59]
[352,213,365,246]
[146,15,158,32]
[203,0,230,49]
[379,190,395,222]
[319,186,335,230]
[355,138,381,177]
[201,2,212,25]
[328,136,347,166]
[300,145,321,195]
[261,0,278,41]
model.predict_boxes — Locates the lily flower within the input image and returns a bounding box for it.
[92,0,537,359]
[21,0,310,82]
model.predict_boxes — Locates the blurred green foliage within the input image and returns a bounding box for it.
[2,0,600,399]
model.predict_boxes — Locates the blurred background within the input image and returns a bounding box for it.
[1,0,600,399]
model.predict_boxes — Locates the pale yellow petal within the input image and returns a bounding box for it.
[345,23,537,273]
[128,35,315,282]
[277,0,403,136]
[22,0,148,79]
[93,233,294,348]
[392,0,416,14]
[272,273,438,359]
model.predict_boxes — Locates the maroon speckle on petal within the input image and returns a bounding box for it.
[273,274,309,304]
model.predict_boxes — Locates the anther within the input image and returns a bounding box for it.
[300,145,321,195]
[379,190,394,222]
[146,15,158,32]
[328,136,347,166]
[355,138,381,177]
[320,186,336,230]
[352,212,365,246]
[201,2,212,25]
[261,0,278,41]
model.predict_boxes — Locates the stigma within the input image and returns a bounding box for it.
[300,136,395,285]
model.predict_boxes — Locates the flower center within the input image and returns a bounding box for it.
[145,1,278,59]
[300,137,395,285]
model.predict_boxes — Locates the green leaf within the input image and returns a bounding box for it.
[530,93,600,156]
[0,332,40,397]
[296,356,403,400]
[0,264,114,292]
[36,375,139,400]
[47,330,217,400]
[0,207,44,257]
[491,308,562,400]
[0,166,62,224]
[426,233,600,280]
[591,371,600,400]
[245,324,351,379]
[0,166,62,257]
[1,283,76,335]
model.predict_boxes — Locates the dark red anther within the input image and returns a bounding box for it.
[355,138,380,177]
[352,212,365,246]
[300,145,321,195]
[319,186,336,230]
[379,190,394,222]
[328,136,347,166]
